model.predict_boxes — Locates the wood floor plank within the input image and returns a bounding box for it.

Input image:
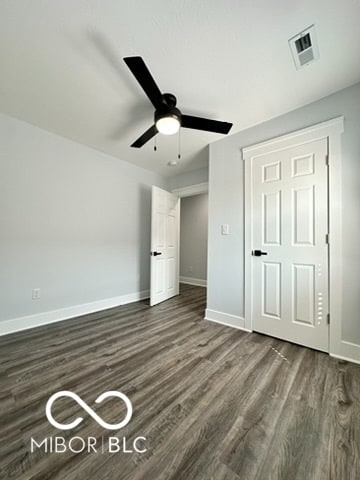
[1,284,360,479]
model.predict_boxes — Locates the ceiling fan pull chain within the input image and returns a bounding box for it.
[178,128,181,160]
[154,135,157,152]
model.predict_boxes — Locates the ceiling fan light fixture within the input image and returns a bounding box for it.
[155,115,180,135]
[123,57,233,148]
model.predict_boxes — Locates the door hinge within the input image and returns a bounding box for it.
[325,154,329,166]
[325,233,329,244]
[327,313,330,325]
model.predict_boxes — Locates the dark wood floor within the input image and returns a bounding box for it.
[1,284,360,480]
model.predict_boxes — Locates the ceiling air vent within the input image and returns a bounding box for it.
[289,25,319,70]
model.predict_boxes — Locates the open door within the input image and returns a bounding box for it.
[150,186,180,306]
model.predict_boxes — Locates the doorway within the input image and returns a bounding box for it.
[179,192,208,288]
[149,183,208,307]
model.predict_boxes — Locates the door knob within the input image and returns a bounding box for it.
[252,250,268,256]
[150,251,162,256]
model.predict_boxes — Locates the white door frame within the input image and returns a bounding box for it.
[243,117,344,356]
[171,182,208,198]
[171,182,209,288]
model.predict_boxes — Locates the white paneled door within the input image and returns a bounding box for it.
[150,186,180,306]
[251,138,329,352]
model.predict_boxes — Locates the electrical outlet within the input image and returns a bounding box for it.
[188,266,193,273]
[32,288,40,300]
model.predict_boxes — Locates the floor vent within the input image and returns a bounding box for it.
[289,25,319,70]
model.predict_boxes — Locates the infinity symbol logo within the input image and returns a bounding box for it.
[46,391,133,430]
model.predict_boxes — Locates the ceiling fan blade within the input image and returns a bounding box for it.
[124,56,163,108]
[131,125,158,148]
[182,115,232,134]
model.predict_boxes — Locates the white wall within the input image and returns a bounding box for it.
[0,113,166,328]
[208,82,360,349]
[168,166,208,191]
[180,194,208,285]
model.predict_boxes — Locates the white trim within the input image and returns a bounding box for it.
[244,146,253,332]
[326,128,346,360]
[330,347,360,365]
[172,182,208,198]
[242,117,359,362]
[330,341,360,365]
[180,276,207,287]
[242,117,344,159]
[205,308,251,332]
[0,290,150,336]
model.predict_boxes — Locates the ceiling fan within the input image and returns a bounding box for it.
[123,56,233,148]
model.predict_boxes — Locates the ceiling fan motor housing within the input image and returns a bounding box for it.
[155,93,182,125]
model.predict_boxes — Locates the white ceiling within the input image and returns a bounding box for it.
[1,0,360,176]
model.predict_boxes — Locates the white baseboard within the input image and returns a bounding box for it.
[205,308,251,332]
[180,276,207,287]
[330,353,360,365]
[0,290,150,336]
[330,340,360,365]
